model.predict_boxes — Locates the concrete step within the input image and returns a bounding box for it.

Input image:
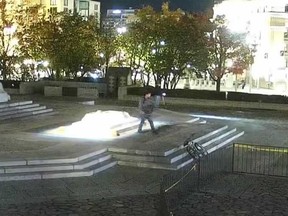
[0,107,54,120]
[1,152,112,174]
[0,103,39,113]
[114,127,244,170]
[108,126,228,157]
[0,159,117,181]
[27,148,108,165]
[0,104,42,116]
[0,100,33,109]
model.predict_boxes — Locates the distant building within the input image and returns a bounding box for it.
[19,0,101,22]
[102,8,136,31]
[214,0,288,93]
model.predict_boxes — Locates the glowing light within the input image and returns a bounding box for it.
[113,10,121,14]
[45,111,141,140]
[43,61,49,67]
[23,59,33,65]
[116,26,127,34]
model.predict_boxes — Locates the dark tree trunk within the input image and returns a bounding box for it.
[216,79,221,92]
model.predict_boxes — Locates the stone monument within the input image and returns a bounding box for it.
[0,82,11,103]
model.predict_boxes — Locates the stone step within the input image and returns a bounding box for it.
[1,152,112,174]
[108,125,230,157]
[0,160,117,182]
[115,119,140,135]
[0,103,39,113]
[115,128,244,170]
[27,148,108,165]
[0,104,42,116]
[0,107,54,120]
[0,100,33,109]
[117,154,194,171]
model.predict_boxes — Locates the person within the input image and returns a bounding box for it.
[138,90,158,134]
[241,80,246,89]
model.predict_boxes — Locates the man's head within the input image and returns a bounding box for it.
[144,91,151,98]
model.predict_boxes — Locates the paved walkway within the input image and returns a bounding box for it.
[173,173,288,216]
[0,95,287,215]
[0,166,165,216]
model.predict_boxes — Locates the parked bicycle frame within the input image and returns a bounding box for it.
[183,134,208,160]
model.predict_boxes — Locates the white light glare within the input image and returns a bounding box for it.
[113,10,121,14]
[45,110,140,140]
[117,26,127,34]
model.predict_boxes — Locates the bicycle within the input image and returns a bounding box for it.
[183,134,208,160]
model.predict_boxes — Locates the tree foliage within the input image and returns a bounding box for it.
[0,0,43,80]
[206,15,254,92]
[121,3,211,89]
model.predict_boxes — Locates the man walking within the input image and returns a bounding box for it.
[138,90,158,134]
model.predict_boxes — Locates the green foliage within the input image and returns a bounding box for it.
[121,3,211,89]
[28,13,101,79]
[0,0,43,80]
[206,15,254,92]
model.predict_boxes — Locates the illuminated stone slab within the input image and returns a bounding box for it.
[46,110,140,139]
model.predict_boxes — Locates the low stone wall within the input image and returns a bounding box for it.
[20,81,106,97]
[44,86,62,97]
[4,88,20,95]
[44,86,99,98]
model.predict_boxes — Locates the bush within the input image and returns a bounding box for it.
[227,92,288,104]
[127,87,226,100]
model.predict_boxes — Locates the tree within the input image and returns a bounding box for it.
[0,0,42,80]
[206,15,254,92]
[98,28,122,77]
[28,12,101,80]
[57,14,100,79]
[121,3,210,89]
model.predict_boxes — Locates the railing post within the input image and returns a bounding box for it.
[197,159,201,192]
[232,143,235,173]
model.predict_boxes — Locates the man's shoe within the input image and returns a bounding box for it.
[152,130,158,135]
[138,130,144,133]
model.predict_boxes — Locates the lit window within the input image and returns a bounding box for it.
[50,0,57,6]
[79,1,89,10]
[49,7,57,13]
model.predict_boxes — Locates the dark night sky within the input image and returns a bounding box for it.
[98,0,214,13]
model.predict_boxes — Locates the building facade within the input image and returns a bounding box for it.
[102,8,136,31]
[214,0,288,93]
[24,0,101,22]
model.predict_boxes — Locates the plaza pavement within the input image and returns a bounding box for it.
[0,95,287,215]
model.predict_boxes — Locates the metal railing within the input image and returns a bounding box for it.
[159,146,233,216]
[233,143,288,177]
[159,143,288,215]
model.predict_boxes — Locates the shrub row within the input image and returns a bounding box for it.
[127,87,226,100]
[227,92,288,104]
[127,87,288,104]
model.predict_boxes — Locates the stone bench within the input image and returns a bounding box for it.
[0,83,11,103]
